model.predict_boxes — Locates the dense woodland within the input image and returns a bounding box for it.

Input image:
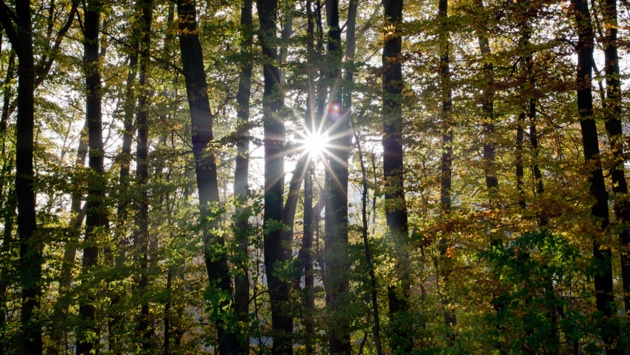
[1,0,630,353]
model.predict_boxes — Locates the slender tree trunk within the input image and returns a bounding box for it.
[109,6,141,350]
[256,0,293,353]
[134,0,153,348]
[325,0,351,353]
[0,48,15,355]
[572,0,621,352]
[438,0,456,339]
[475,0,497,193]
[77,0,109,352]
[353,126,383,355]
[348,3,382,354]
[0,51,14,137]
[381,0,413,352]
[12,1,42,352]
[518,12,560,351]
[299,2,317,350]
[0,186,14,355]
[234,1,253,352]
[48,120,88,354]
[177,1,239,352]
[521,23,547,228]
[601,0,630,316]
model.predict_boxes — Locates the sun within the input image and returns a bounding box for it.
[299,130,329,159]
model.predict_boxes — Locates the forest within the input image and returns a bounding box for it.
[1,0,630,353]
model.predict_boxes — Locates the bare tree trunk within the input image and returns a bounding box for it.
[601,0,630,316]
[0,0,44,352]
[299,2,317,350]
[177,0,239,352]
[437,0,456,341]
[77,0,109,352]
[381,0,413,352]
[134,0,153,348]
[233,1,253,352]
[325,0,351,353]
[572,0,621,352]
[48,120,88,354]
[256,0,293,353]
[0,48,15,355]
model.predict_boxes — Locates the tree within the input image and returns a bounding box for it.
[234,0,253,352]
[0,2,42,352]
[600,0,630,316]
[324,0,352,353]
[381,0,413,352]
[133,0,154,348]
[257,0,293,352]
[177,0,239,352]
[572,0,621,351]
[77,0,109,352]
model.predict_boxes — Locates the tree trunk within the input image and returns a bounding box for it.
[176,0,239,352]
[475,0,497,193]
[234,0,253,352]
[12,1,42,352]
[438,0,456,339]
[299,2,317,350]
[256,0,293,353]
[325,0,351,353]
[382,0,413,352]
[77,0,109,352]
[601,0,630,316]
[0,47,15,355]
[48,120,88,354]
[572,0,621,351]
[134,0,153,348]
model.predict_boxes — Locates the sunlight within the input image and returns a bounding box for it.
[299,130,329,159]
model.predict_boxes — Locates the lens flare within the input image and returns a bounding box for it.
[299,131,328,159]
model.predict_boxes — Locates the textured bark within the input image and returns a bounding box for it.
[572,0,621,351]
[177,0,239,352]
[601,0,630,316]
[234,0,253,352]
[382,0,413,352]
[134,0,153,348]
[256,0,293,353]
[77,0,109,352]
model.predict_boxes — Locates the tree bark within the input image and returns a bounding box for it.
[299,2,317,350]
[234,0,253,352]
[77,0,109,352]
[0,0,43,352]
[325,0,351,353]
[382,0,413,352]
[177,0,239,352]
[256,0,293,353]
[572,0,621,351]
[601,0,630,316]
[438,0,456,339]
[134,0,153,348]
